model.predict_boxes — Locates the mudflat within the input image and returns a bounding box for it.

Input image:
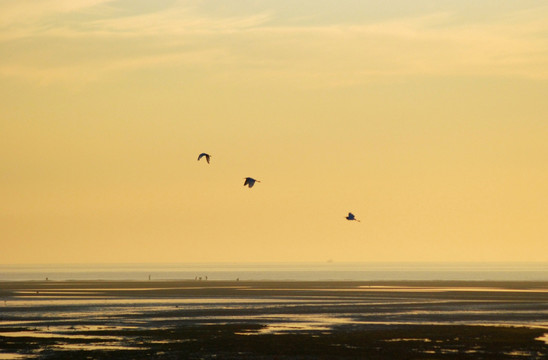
[1,280,547,359]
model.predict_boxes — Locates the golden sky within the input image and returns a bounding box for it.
[1,0,547,264]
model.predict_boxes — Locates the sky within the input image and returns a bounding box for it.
[1,0,548,264]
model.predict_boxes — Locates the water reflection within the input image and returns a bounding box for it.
[0,355,32,360]
[536,333,548,344]
[358,286,548,293]
[51,343,148,351]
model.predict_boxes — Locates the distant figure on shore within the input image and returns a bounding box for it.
[197,153,211,164]
[244,177,260,188]
[346,212,360,222]
[148,275,151,281]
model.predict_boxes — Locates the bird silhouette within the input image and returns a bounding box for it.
[346,212,360,222]
[197,153,211,163]
[243,177,260,188]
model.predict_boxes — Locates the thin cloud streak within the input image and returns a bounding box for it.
[0,0,115,28]
[0,48,229,85]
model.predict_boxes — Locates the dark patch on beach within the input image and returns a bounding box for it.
[2,324,546,359]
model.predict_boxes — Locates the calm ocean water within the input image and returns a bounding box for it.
[1,262,547,281]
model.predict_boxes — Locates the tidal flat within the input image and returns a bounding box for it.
[1,280,547,359]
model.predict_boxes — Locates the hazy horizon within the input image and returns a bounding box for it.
[2,260,547,282]
[2,0,548,264]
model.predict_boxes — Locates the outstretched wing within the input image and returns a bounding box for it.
[244,178,256,188]
[349,213,360,222]
[198,153,211,163]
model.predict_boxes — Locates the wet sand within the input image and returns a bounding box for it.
[1,280,548,359]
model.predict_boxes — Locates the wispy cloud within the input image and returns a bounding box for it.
[1,1,547,85]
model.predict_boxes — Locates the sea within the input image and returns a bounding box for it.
[1,262,547,282]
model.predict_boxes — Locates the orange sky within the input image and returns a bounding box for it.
[1,0,547,264]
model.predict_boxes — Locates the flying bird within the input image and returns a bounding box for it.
[346,212,360,222]
[243,177,260,188]
[197,153,211,163]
